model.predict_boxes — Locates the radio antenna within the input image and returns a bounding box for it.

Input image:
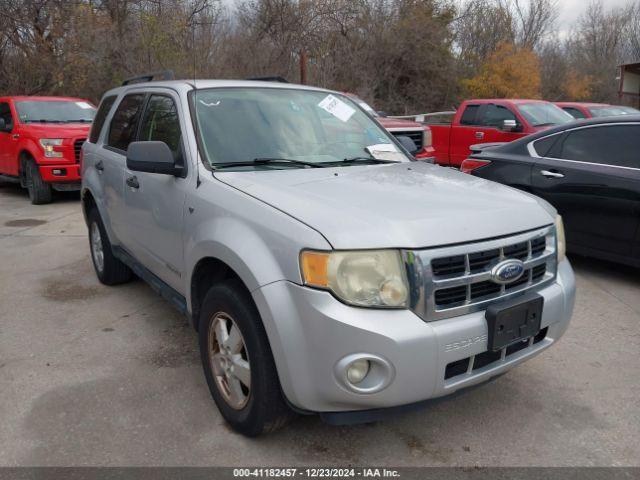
[191,18,202,187]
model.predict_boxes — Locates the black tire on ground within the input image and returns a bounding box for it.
[199,279,293,436]
[87,207,133,285]
[25,160,52,205]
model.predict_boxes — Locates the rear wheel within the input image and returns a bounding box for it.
[199,280,292,436]
[88,207,132,285]
[25,160,52,205]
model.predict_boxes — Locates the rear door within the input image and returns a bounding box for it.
[122,91,188,291]
[450,104,523,167]
[448,103,481,167]
[530,123,640,258]
[0,101,18,175]
[101,92,146,244]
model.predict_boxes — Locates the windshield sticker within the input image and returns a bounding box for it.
[199,99,221,107]
[318,94,356,122]
[75,101,93,109]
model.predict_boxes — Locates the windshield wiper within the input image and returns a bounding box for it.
[63,119,93,123]
[214,157,326,170]
[328,156,401,165]
[24,119,65,123]
[533,122,556,127]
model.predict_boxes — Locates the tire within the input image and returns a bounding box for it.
[24,160,52,205]
[87,207,133,285]
[199,280,292,436]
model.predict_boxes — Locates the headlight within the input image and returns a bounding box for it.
[39,138,64,158]
[300,250,409,308]
[423,128,432,148]
[555,215,566,262]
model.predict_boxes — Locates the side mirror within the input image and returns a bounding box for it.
[502,119,521,132]
[396,135,418,155]
[0,118,7,132]
[126,141,182,176]
[376,111,388,118]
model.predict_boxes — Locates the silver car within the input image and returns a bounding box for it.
[81,79,575,436]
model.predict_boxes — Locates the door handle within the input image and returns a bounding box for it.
[126,175,139,189]
[540,170,564,179]
[475,131,485,140]
[95,160,104,172]
[11,134,19,140]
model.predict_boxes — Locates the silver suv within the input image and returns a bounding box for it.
[81,79,575,436]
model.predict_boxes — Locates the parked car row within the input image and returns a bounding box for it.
[423,99,639,168]
[4,75,633,437]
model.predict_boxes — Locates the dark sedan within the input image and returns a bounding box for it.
[461,116,640,267]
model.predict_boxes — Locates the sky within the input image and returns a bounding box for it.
[558,0,630,26]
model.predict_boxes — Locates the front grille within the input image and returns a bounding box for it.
[390,130,424,151]
[407,226,557,321]
[444,327,549,380]
[74,138,86,163]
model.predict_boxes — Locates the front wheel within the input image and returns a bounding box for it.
[199,280,292,436]
[25,160,52,205]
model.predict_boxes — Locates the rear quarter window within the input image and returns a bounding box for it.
[532,134,561,157]
[89,95,117,143]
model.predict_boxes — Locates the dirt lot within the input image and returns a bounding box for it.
[0,182,638,467]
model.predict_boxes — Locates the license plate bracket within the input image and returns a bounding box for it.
[485,294,543,352]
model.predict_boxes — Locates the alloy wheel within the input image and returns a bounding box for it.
[208,311,251,410]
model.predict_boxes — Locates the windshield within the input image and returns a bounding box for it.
[349,95,379,117]
[15,100,96,123]
[517,103,574,127]
[193,88,405,169]
[589,105,640,117]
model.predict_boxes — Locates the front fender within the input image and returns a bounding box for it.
[183,180,331,314]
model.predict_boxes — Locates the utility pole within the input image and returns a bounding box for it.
[299,50,307,85]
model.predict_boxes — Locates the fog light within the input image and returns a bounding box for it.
[53,169,63,175]
[346,359,370,384]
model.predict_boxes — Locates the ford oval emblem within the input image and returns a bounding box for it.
[491,259,525,284]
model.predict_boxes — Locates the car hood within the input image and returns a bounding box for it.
[215,162,555,249]
[377,117,423,129]
[20,123,91,138]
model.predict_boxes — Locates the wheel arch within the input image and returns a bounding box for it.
[190,256,250,332]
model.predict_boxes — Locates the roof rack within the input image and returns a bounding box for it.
[122,70,176,86]
[246,76,289,83]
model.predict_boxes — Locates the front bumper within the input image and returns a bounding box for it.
[39,164,81,183]
[252,259,575,413]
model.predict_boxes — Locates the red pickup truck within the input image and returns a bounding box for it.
[0,96,95,204]
[430,99,574,167]
[345,94,435,159]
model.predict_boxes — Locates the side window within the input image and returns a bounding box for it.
[107,93,145,152]
[532,134,561,157]
[559,125,640,168]
[479,104,518,129]
[459,105,480,126]
[138,95,183,163]
[0,102,14,131]
[563,107,586,120]
[89,95,117,143]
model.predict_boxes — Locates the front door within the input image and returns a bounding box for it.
[0,101,18,175]
[122,92,188,291]
[531,123,640,258]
